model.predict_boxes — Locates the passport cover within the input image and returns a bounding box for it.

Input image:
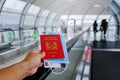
[40,34,65,60]
[44,34,69,63]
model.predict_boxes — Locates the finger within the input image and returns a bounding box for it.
[30,50,45,57]
[28,67,38,75]
[38,63,44,67]
[39,52,45,58]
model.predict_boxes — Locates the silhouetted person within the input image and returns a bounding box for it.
[100,19,108,36]
[93,20,98,35]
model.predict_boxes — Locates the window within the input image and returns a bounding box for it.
[3,0,26,13]
[27,5,40,15]
[115,0,120,7]
[0,12,20,27]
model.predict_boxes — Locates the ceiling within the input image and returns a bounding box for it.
[21,0,113,15]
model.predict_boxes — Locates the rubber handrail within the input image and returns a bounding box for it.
[0,28,15,48]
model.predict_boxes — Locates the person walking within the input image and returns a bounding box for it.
[93,20,98,35]
[100,19,108,36]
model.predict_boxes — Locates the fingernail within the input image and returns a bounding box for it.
[41,52,45,57]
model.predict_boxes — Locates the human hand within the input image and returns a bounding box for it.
[0,50,45,80]
[23,50,45,76]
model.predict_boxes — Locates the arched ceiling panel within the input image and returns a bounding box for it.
[21,0,112,15]
[33,0,56,8]
[86,6,104,15]
[58,4,92,15]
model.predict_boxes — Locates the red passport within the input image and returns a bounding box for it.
[40,34,65,60]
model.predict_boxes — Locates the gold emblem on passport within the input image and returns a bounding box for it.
[45,41,58,50]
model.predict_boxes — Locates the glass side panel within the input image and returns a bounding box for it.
[98,15,111,20]
[24,15,36,27]
[27,5,40,15]
[60,15,68,19]
[3,0,26,13]
[84,15,97,20]
[116,14,120,23]
[109,4,118,14]
[0,12,20,27]
[49,13,56,19]
[46,19,54,27]
[69,15,83,20]
[115,0,120,7]
[41,9,50,17]
[38,27,44,34]
[37,17,46,26]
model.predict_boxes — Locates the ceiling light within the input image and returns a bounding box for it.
[68,0,74,2]
[94,4,101,7]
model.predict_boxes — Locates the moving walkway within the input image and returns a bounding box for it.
[1,27,120,80]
